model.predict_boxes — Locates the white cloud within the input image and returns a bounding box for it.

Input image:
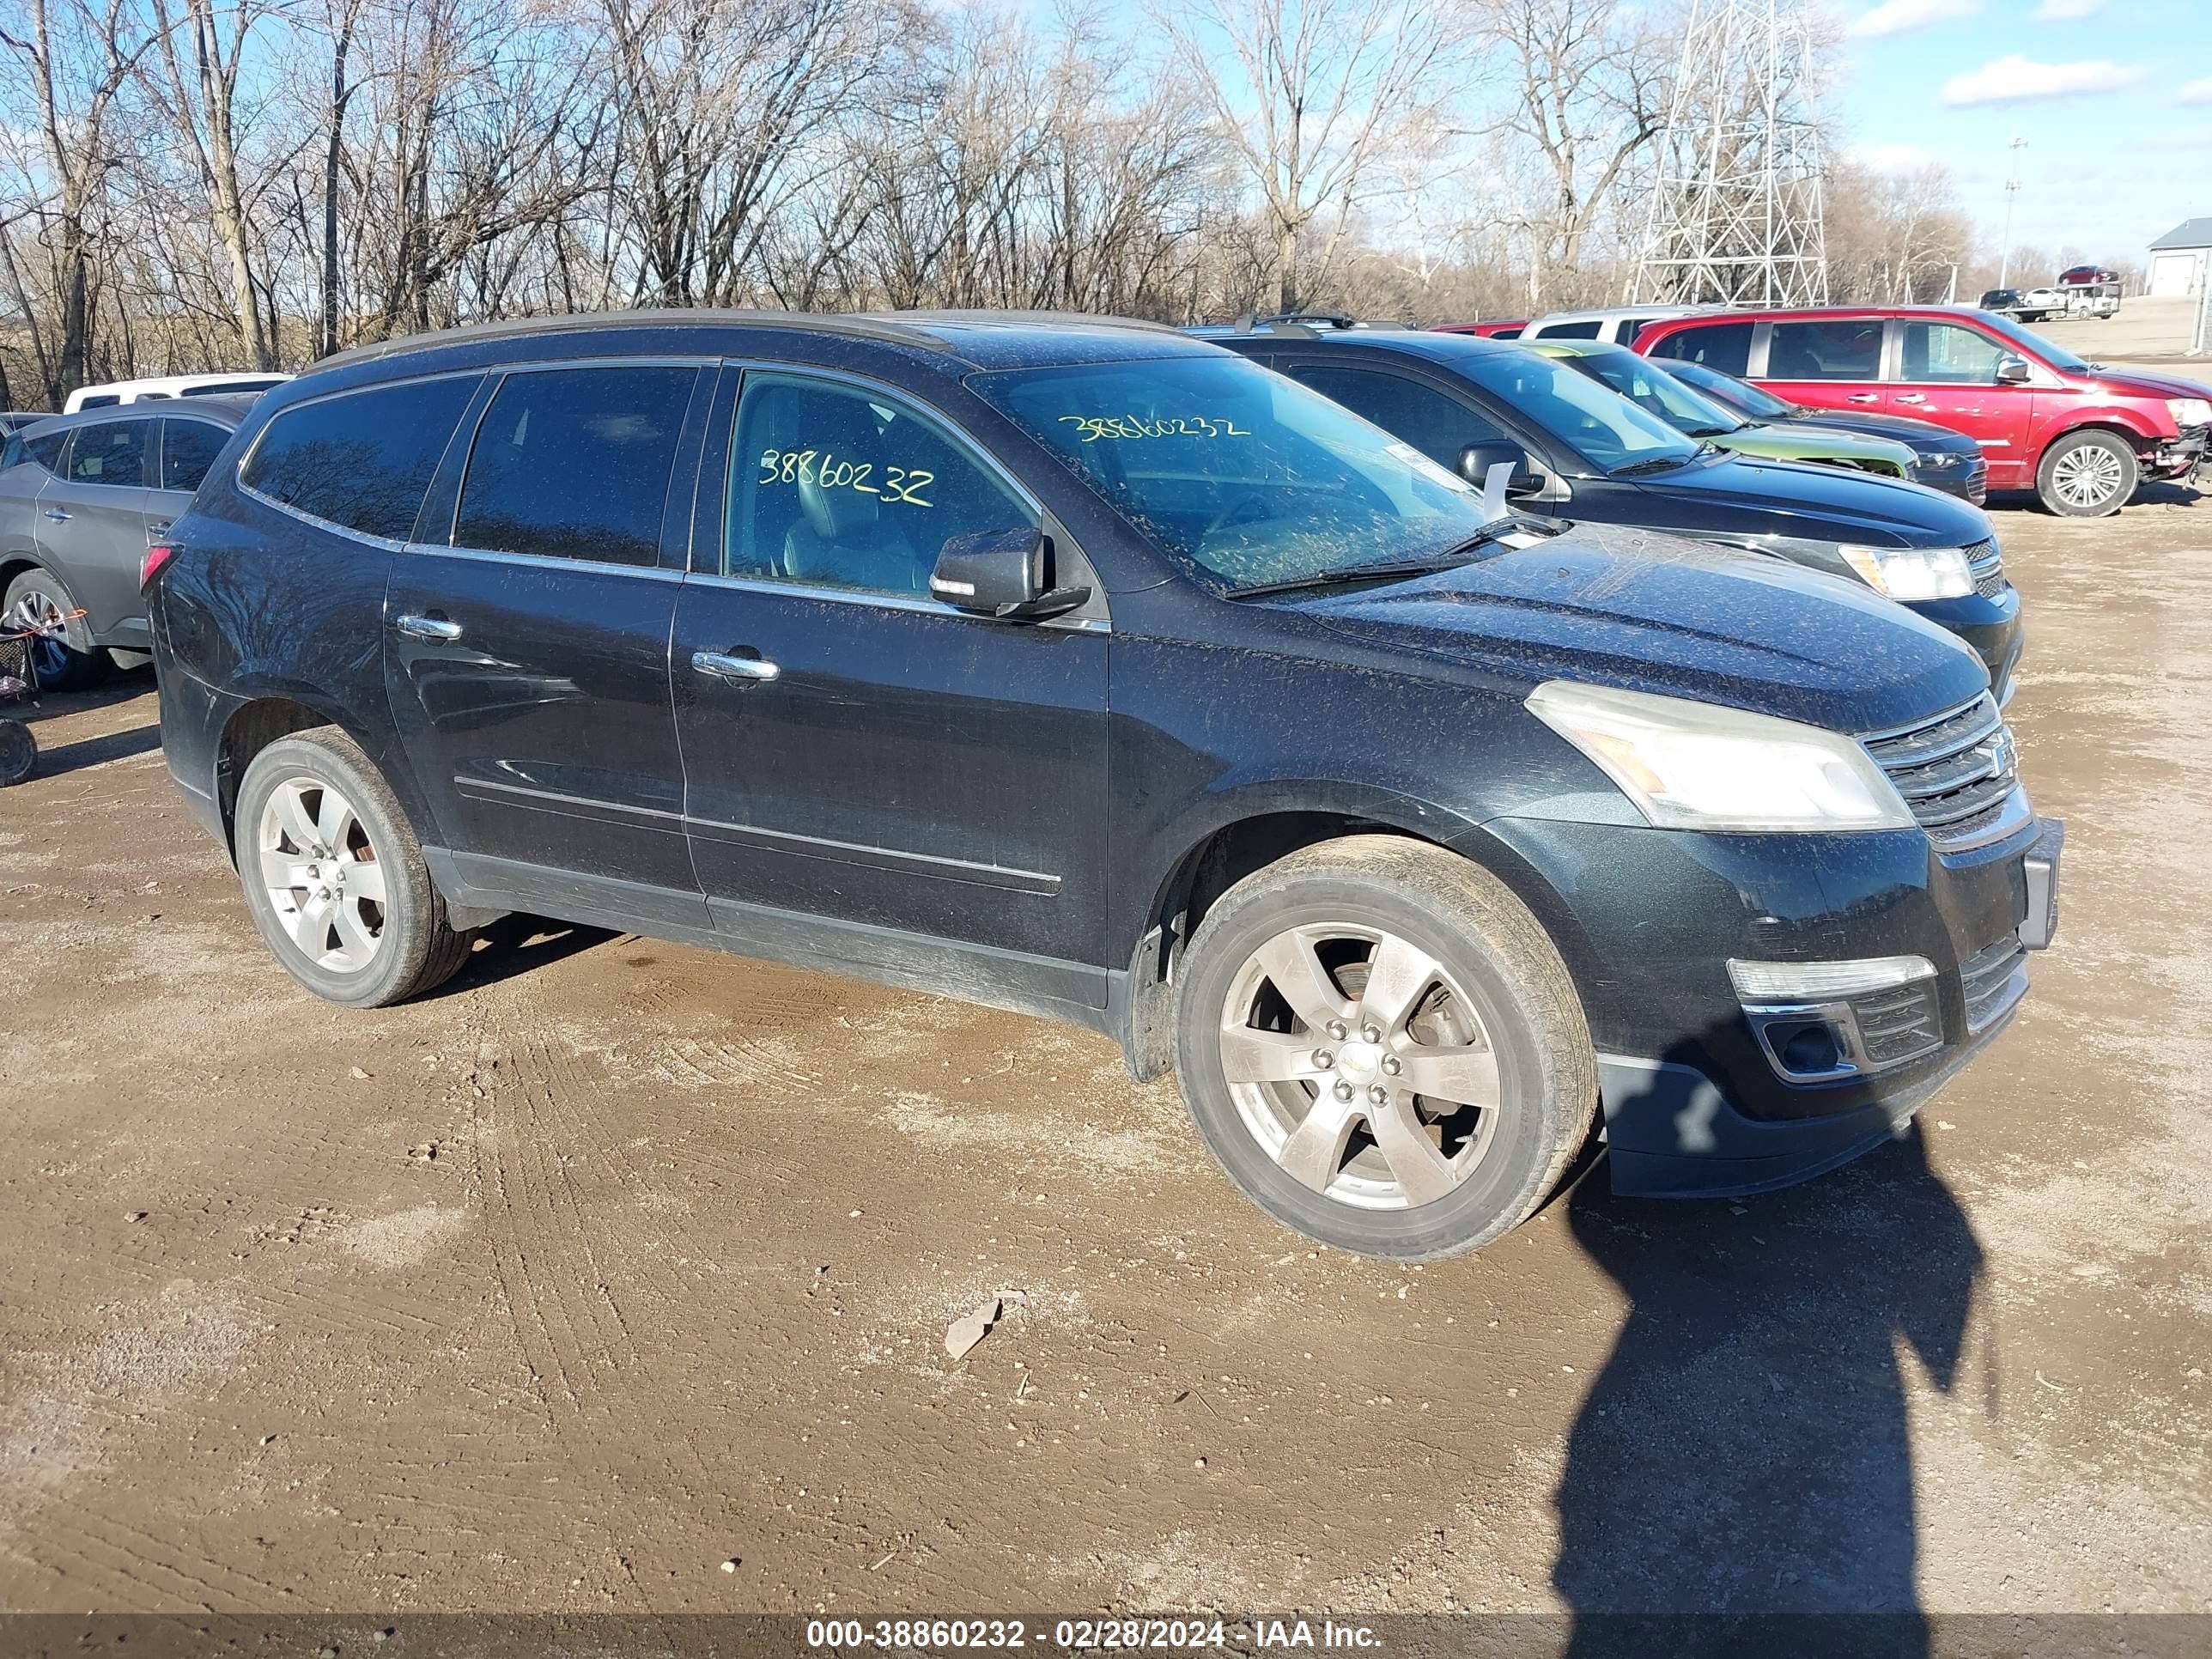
[1942,55,2147,105]
[2032,0,2106,18]
[2181,77,2212,105]
[1853,143,1940,173]
[1847,0,1978,38]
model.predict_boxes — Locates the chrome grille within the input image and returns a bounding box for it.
[1965,537,2007,599]
[1863,694,2024,849]
[1960,937,2029,1032]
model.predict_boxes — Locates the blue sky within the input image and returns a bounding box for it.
[1831,0,2210,264]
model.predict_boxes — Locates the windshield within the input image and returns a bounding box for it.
[1973,311,2091,372]
[1449,349,1702,474]
[1665,358,1796,422]
[969,354,1505,591]
[1557,345,1747,440]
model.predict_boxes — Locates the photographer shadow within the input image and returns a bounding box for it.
[1553,1056,1986,1659]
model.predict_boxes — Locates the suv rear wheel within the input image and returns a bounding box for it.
[1174,835,1595,1261]
[234,728,474,1006]
[4,568,110,691]
[2037,429,2137,517]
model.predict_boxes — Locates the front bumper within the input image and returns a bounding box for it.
[1906,586,2021,702]
[1479,811,2062,1200]
[1912,454,1988,504]
[2150,424,2208,482]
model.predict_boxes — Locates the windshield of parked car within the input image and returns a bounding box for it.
[1556,345,1748,440]
[1447,348,1703,474]
[1973,311,2091,373]
[969,354,1509,591]
[1664,358,1797,422]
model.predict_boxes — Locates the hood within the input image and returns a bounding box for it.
[1729,422,1914,467]
[1275,521,1989,733]
[2083,368,2212,404]
[1780,409,1978,453]
[1624,449,1991,546]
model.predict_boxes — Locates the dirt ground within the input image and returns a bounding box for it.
[2,459,2209,1630]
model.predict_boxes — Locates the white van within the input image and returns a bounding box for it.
[64,372,293,413]
[1520,306,1706,346]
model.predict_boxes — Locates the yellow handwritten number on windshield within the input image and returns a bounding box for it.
[1057,415,1252,443]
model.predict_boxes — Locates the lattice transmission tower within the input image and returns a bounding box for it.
[1627,0,1828,307]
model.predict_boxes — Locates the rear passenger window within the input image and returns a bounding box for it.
[726,374,1033,598]
[161,420,228,492]
[245,376,480,540]
[454,366,697,566]
[64,420,150,486]
[1288,366,1507,468]
[1649,321,1754,376]
[1765,320,1884,380]
[1534,319,1602,340]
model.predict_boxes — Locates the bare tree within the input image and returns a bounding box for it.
[1152,0,1449,313]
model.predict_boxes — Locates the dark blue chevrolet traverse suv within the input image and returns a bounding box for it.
[147,311,2063,1261]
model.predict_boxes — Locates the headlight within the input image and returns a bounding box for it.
[2169,398,2212,429]
[1526,681,1915,833]
[1913,449,1960,469]
[1838,544,1974,600]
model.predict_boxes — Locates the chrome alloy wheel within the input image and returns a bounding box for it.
[1218,924,1503,1211]
[257,776,388,973]
[2051,443,2125,510]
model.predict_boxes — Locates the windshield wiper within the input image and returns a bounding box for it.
[1225,520,1524,599]
[1609,453,1698,477]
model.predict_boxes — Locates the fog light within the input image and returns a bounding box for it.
[1728,956,1941,1084]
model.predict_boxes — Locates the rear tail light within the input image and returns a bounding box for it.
[141,543,177,592]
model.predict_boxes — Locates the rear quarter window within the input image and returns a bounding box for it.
[242,376,481,541]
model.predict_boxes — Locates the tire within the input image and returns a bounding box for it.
[0,719,33,786]
[3,567,110,691]
[233,726,473,1007]
[1173,835,1596,1261]
[2037,429,2138,518]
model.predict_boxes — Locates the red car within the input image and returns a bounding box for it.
[2058,265,2118,288]
[1637,306,2211,517]
[1434,319,1528,339]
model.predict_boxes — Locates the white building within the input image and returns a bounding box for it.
[2148,219,2210,298]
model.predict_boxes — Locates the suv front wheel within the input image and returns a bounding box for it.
[1174,836,1595,1261]
[234,728,474,1006]
[2037,429,2137,517]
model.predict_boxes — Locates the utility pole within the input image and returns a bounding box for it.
[1997,137,2027,288]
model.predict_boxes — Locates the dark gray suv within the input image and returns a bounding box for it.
[0,398,252,687]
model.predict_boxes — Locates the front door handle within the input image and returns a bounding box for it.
[691,649,780,684]
[41,507,70,522]
[1845,393,1881,405]
[395,613,463,642]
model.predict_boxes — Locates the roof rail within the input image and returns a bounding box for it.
[870,307,1181,335]
[313,307,965,374]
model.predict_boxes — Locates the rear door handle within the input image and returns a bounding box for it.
[146,520,172,540]
[41,507,70,522]
[1894,393,1929,406]
[395,613,463,642]
[1845,393,1881,405]
[691,649,780,684]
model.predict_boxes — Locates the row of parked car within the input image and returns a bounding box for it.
[5,300,2180,1264]
[1440,299,2209,516]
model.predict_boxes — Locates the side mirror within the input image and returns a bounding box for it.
[930,526,1091,622]
[1995,356,2033,386]
[1457,441,1544,496]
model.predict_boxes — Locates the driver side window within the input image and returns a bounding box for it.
[726,374,1034,598]
[1900,323,2011,386]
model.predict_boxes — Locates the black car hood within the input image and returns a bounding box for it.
[1279,521,1988,733]
[1626,450,1991,545]
[1783,408,1978,454]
